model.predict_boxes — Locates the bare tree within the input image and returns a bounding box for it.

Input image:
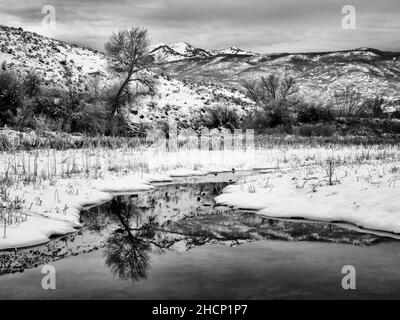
[243,74,301,109]
[105,28,155,120]
[332,87,363,118]
[242,74,301,128]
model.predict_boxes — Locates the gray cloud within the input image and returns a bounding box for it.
[0,0,399,53]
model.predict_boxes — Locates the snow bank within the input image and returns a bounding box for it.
[0,185,113,250]
[215,164,400,235]
[166,168,208,177]
[0,216,76,250]
[91,177,154,193]
[0,169,206,250]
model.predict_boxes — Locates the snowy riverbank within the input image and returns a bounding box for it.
[0,169,207,250]
[215,162,400,235]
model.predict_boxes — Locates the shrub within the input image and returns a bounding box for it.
[106,111,133,137]
[363,97,385,118]
[297,104,335,123]
[0,70,22,126]
[275,123,293,135]
[316,124,335,137]
[192,105,240,132]
[266,102,290,127]
[101,84,135,136]
[23,70,41,97]
[29,115,58,132]
[332,87,363,118]
[375,120,400,134]
[208,105,240,131]
[30,88,65,120]
[247,100,294,133]
[69,102,108,136]
[0,134,11,151]
[134,122,153,138]
[392,111,400,120]
[243,74,301,131]
[295,124,335,137]
[296,124,314,137]
[85,76,102,102]
[0,67,136,137]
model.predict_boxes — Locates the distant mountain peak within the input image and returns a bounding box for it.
[149,42,257,62]
[216,46,256,56]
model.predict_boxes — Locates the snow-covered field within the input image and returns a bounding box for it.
[1,141,400,250]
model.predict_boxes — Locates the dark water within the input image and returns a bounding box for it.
[1,173,400,299]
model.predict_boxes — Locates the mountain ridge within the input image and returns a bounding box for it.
[149,41,257,62]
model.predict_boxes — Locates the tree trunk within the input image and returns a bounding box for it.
[109,73,132,120]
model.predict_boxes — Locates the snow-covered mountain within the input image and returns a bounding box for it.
[162,47,400,105]
[148,41,400,106]
[211,46,256,56]
[149,42,257,62]
[149,42,213,62]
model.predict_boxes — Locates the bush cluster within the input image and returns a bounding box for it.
[0,68,132,136]
[297,104,335,123]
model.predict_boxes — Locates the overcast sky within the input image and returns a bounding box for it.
[0,0,399,53]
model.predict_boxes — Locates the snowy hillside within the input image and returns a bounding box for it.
[0,25,252,126]
[0,25,110,89]
[128,76,251,126]
[163,48,400,104]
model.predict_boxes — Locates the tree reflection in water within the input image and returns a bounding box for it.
[104,198,162,282]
